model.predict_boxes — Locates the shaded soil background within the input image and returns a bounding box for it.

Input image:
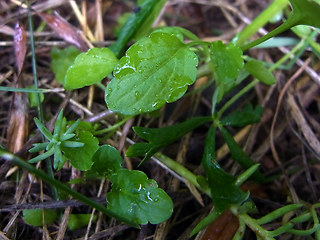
[0,0,319,239]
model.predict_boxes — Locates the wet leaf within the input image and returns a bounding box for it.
[106,32,198,115]
[91,145,123,178]
[63,130,99,171]
[23,209,58,227]
[50,46,81,84]
[244,60,276,85]
[220,104,263,127]
[38,11,87,51]
[14,22,27,77]
[210,41,243,86]
[64,48,118,90]
[126,117,211,164]
[107,169,173,224]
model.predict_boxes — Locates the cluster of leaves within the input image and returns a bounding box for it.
[26,0,320,237]
[27,112,173,227]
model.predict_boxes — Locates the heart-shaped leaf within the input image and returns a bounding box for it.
[107,169,173,224]
[65,48,118,90]
[106,32,198,115]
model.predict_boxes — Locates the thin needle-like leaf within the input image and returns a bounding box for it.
[34,117,53,140]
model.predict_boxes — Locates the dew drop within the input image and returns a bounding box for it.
[154,197,159,202]
[108,87,113,92]
[135,91,141,99]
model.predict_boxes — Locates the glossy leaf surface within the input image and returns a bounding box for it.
[65,48,118,90]
[50,46,81,84]
[126,117,211,163]
[202,125,249,213]
[107,169,173,224]
[63,130,99,171]
[23,209,58,227]
[91,145,123,178]
[106,32,198,115]
[220,104,263,127]
[219,126,265,182]
[244,60,276,85]
[210,41,243,86]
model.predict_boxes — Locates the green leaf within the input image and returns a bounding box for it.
[64,48,118,90]
[220,104,263,127]
[219,126,265,182]
[50,46,81,84]
[106,32,198,115]
[134,0,168,40]
[63,130,99,171]
[202,125,249,213]
[53,145,66,170]
[126,117,211,164]
[244,60,276,85]
[29,142,49,153]
[68,214,97,230]
[27,85,44,107]
[23,209,58,227]
[91,145,123,177]
[109,0,160,57]
[152,27,184,42]
[210,41,244,86]
[34,118,53,140]
[107,169,173,225]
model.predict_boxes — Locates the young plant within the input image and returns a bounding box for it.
[29,110,99,171]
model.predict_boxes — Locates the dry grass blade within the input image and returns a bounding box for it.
[287,93,320,158]
[6,22,28,154]
[38,11,88,51]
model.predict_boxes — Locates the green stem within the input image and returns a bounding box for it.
[237,213,275,240]
[217,79,259,119]
[236,0,289,47]
[154,153,211,196]
[0,87,64,93]
[0,150,140,228]
[256,204,303,225]
[94,116,132,135]
[241,15,299,51]
[27,3,58,200]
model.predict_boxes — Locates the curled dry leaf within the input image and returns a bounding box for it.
[14,22,26,77]
[7,93,29,153]
[38,11,87,51]
[7,22,28,154]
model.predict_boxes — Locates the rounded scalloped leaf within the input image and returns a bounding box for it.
[107,169,173,225]
[64,48,118,90]
[63,130,99,171]
[105,32,198,115]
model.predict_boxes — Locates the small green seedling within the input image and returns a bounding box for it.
[29,110,99,171]
[23,209,58,227]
